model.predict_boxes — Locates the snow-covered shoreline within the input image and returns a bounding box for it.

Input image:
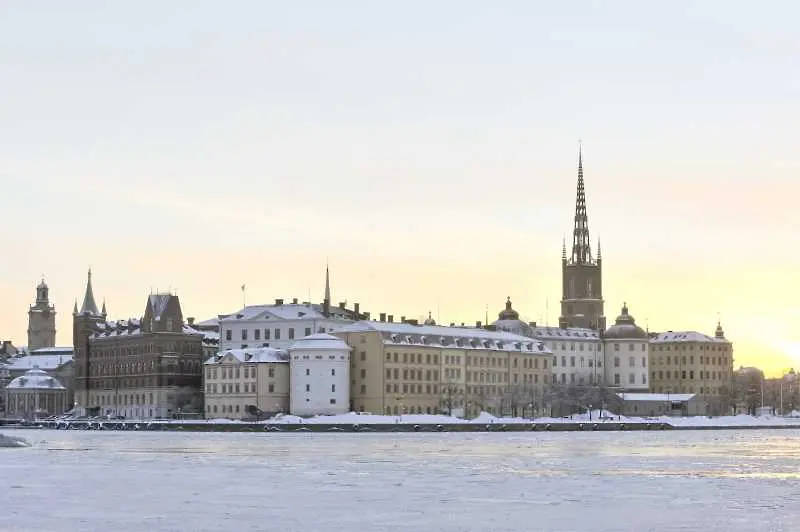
[158,411,800,428]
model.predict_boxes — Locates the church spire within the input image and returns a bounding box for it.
[324,262,331,303]
[570,143,593,265]
[80,268,99,315]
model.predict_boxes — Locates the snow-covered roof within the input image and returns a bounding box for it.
[651,331,727,344]
[204,347,289,365]
[6,354,73,371]
[617,393,695,402]
[529,326,601,341]
[91,318,202,339]
[220,303,329,322]
[194,317,219,328]
[28,346,73,354]
[288,333,352,352]
[6,367,66,390]
[335,322,552,354]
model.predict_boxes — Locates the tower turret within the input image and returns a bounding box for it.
[27,277,56,350]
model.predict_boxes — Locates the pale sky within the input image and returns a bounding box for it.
[1,1,798,376]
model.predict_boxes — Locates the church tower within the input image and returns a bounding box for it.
[73,269,106,407]
[559,146,606,331]
[27,278,57,350]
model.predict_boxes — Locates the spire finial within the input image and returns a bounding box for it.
[597,236,602,260]
[562,236,567,261]
[570,142,593,265]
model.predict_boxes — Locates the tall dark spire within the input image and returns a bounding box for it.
[80,268,99,315]
[324,262,331,303]
[571,144,593,265]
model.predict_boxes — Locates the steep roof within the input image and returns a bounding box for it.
[79,269,99,315]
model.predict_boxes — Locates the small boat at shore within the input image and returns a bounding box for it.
[0,433,32,448]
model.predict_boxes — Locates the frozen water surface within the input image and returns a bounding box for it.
[2,429,799,531]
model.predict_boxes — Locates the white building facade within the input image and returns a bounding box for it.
[217,299,357,352]
[602,304,649,391]
[289,333,351,416]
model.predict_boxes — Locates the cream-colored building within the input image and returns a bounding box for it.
[333,320,553,418]
[648,323,733,415]
[203,347,290,419]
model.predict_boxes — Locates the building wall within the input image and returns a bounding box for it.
[648,340,733,414]
[5,389,67,417]
[204,361,289,419]
[289,347,350,416]
[219,315,352,351]
[335,330,552,418]
[603,339,650,391]
[561,261,605,330]
[28,309,56,351]
[546,337,604,387]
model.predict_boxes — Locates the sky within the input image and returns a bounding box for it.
[0,1,798,376]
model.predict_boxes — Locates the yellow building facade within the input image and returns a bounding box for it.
[334,320,553,418]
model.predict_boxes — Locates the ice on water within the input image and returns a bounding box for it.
[3,429,799,531]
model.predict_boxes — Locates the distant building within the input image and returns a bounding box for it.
[289,333,352,416]
[333,320,553,418]
[613,392,706,417]
[648,324,733,415]
[216,266,364,352]
[72,270,204,419]
[186,317,220,359]
[4,347,74,408]
[602,304,650,391]
[203,347,290,419]
[4,366,68,418]
[27,278,56,351]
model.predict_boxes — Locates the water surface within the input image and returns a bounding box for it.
[2,429,799,531]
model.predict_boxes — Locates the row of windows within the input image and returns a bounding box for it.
[90,392,156,406]
[553,373,607,385]
[226,326,317,342]
[652,370,729,381]
[613,356,648,368]
[653,386,725,395]
[654,344,729,352]
[207,382,275,394]
[555,355,604,369]
[206,365,268,380]
[385,368,440,381]
[653,355,730,367]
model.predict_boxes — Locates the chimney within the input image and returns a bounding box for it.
[379,313,386,322]
[450,323,455,327]
[363,311,371,320]
[460,322,465,327]
[353,302,360,318]
[476,321,482,328]
[388,315,394,323]
[406,319,418,325]
[292,298,298,304]
[400,316,406,323]
[337,301,345,309]
[275,298,284,306]
[529,321,537,327]
[187,317,195,326]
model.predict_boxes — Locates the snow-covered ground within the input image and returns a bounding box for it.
[199,410,800,428]
[3,429,799,531]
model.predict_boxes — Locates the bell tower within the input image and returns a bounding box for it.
[559,145,606,331]
[27,277,56,350]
